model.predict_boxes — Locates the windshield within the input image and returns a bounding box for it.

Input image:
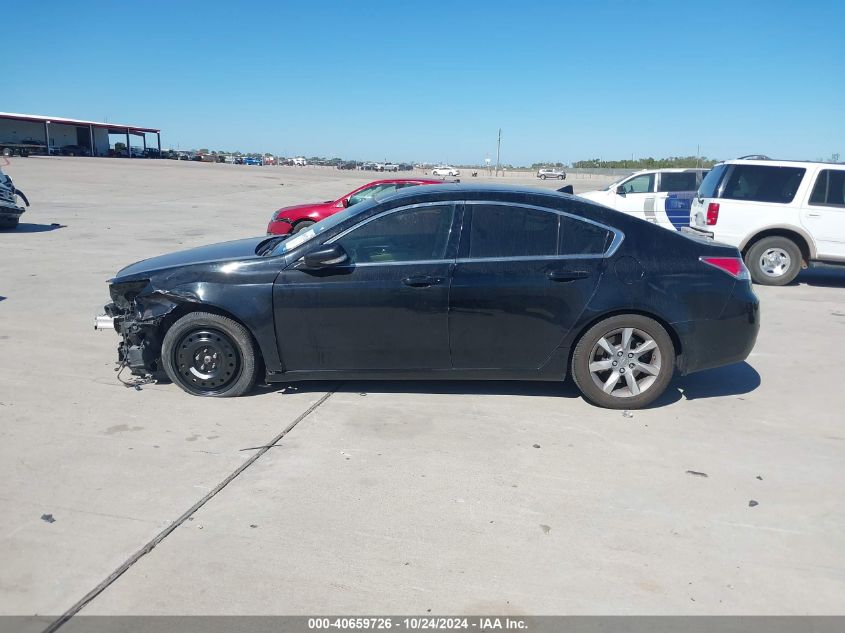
[271,198,377,255]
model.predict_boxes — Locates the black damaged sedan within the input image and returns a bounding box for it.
[101,185,759,409]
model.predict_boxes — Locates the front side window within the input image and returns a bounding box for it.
[334,204,455,264]
[809,170,845,207]
[348,184,388,206]
[658,172,698,192]
[469,204,559,258]
[619,174,655,194]
[721,165,806,203]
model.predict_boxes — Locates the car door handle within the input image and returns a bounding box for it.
[807,212,822,218]
[547,269,590,282]
[402,275,440,287]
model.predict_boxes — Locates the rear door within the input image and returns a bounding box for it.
[803,167,845,258]
[449,201,614,370]
[656,171,700,230]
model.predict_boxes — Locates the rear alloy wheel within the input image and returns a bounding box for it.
[744,236,801,286]
[540,174,547,180]
[292,220,316,233]
[162,312,258,397]
[571,315,675,409]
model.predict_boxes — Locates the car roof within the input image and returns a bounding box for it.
[364,178,442,185]
[720,158,845,169]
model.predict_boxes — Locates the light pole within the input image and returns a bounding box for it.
[495,128,501,176]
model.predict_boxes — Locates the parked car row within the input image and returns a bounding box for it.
[574,157,845,286]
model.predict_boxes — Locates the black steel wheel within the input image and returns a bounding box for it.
[161,312,258,397]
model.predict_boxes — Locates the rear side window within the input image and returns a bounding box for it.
[658,172,698,192]
[469,204,558,258]
[809,170,845,207]
[721,165,806,203]
[559,216,612,255]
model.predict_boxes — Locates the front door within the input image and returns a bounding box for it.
[274,202,459,371]
[449,202,610,370]
[614,172,656,221]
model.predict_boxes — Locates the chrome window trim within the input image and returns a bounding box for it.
[318,199,624,268]
[463,200,624,260]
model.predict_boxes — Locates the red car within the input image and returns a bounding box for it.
[266,179,441,235]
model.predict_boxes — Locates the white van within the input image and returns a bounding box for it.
[684,158,845,285]
[578,168,709,231]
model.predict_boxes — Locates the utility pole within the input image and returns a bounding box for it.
[495,128,501,176]
[697,144,701,168]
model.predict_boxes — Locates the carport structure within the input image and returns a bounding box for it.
[0,112,160,157]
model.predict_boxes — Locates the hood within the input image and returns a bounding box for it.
[577,189,611,202]
[275,200,333,217]
[114,236,270,281]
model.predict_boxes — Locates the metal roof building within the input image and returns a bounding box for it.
[0,112,161,157]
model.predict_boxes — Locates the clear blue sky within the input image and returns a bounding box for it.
[4,0,843,165]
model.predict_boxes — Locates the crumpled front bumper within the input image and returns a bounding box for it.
[97,300,168,378]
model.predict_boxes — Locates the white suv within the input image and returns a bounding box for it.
[685,158,845,285]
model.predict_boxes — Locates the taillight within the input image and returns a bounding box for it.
[706,202,720,225]
[700,256,750,280]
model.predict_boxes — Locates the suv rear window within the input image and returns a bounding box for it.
[809,169,845,207]
[697,164,728,199]
[721,165,806,204]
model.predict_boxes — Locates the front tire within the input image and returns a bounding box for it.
[0,217,20,230]
[161,312,258,397]
[571,314,675,409]
[292,220,316,233]
[744,236,801,286]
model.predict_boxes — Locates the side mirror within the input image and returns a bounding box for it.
[341,197,350,208]
[616,185,627,195]
[303,243,348,269]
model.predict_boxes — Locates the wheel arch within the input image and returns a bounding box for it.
[159,302,266,377]
[740,226,815,262]
[566,309,683,371]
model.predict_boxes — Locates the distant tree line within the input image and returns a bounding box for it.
[571,156,719,169]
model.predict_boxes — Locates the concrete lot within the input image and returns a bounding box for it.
[0,158,843,624]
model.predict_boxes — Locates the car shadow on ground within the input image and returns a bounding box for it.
[6,222,67,233]
[256,361,761,409]
[794,266,845,288]
[0,295,6,302]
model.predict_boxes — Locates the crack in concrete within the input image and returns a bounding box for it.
[42,388,337,633]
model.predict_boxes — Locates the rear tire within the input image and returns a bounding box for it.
[571,314,675,409]
[744,236,801,286]
[0,217,19,230]
[292,220,316,233]
[540,174,546,180]
[161,312,258,397]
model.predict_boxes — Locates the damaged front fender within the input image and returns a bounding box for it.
[107,284,202,378]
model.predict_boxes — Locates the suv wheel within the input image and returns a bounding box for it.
[571,314,675,409]
[745,236,802,286]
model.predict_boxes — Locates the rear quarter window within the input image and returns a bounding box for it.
[721,165,806,204]
[559,216,612,255]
